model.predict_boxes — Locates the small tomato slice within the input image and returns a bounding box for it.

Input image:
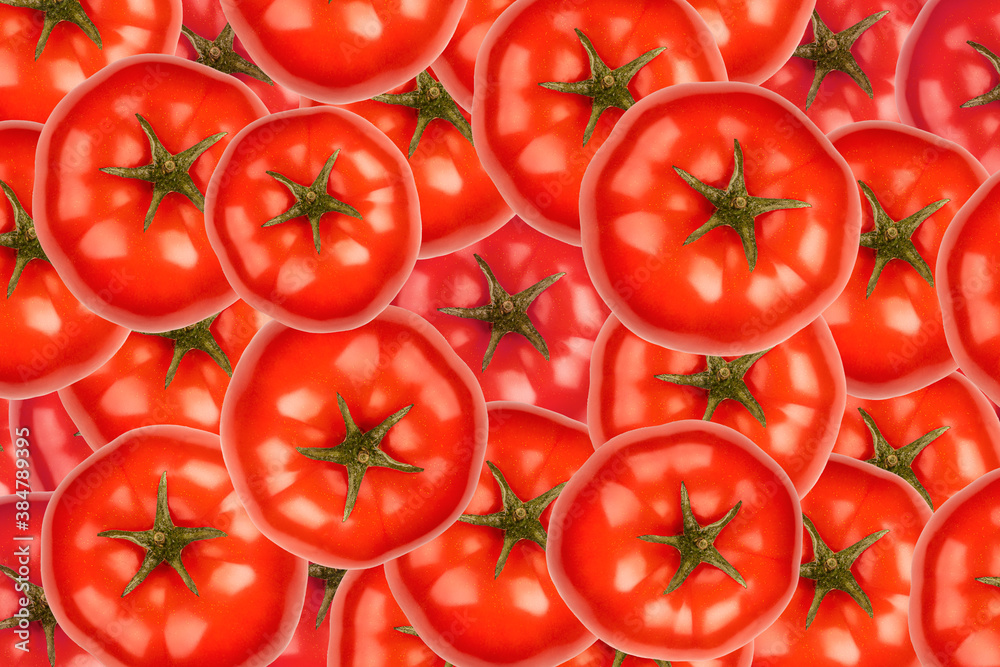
[581,81,860,356]
[205,106,420,332]
[547,420,802,661]
[40,425,308,667]
[220,306,488,569]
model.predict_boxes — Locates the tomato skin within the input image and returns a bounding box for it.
[220,306,488,569]
[753,455,930,666]
[909,467,1000,667]
[3,392,91,494]
[564,639,753,667]
[40,425,308,667]
[33,55,269,333]
[547,420,802,661]
[385,402,597,667]
[581,81,860,357]
[589,315,846,497]
[824,121,988,399]
[205,106,420,333]
[833,372,1000,509]
[472,0,727,245]
[220,0,468,104]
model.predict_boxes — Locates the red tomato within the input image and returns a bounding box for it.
[385,402,597,667]
[0,493,102,666]
[472,0,727,245]
[754,455,932,666]
[220,0,467,104]
[58,299,269,448]
[392,216,610,423]
[763,0,928,133]
[589,314,846,496]
[0,0,181,122]
[824,121,988,399]
[0,120,129,400]
[546,420,802,661]
[268,567,342,667]
[909,467,1000,666]
[897,0,1000,173]
[40,425,308,667]
[581,81,860,357]
[220,306,488,569]
[33,55,268,333]
[3,392,91,495]
[937,170,1000,408]
[564,639,753,667]
[687,0,816,84]
[204,106,420,332]
[833,372,1000,510]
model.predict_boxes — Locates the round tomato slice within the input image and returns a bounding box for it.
[205,106,420,333]
[937,170,1000,408]
[40,425,308,667]
[589,314,846,496]
[909,467,1000,666]
[547,420,802,661]
[472,0,727,245]
[220,0,467,104]
[220,306,488,569]
[33,55,268,333]
[581,81,860,357]
[385,402,597,667]
[824,121,988,399]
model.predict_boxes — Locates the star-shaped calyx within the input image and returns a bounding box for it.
[962,41,1000,107]
[538,28,665,146]
[263,149,363,253]
[138,312,232,389]
[0,564,58,666]
[798,513,888,628]
[97,471,227,597]
[458,461,565,579]
[655,348,772,427]
[308,563,346,628]
[857,180,948,298]
[100,114,226,231]
[0,179,49,298]
[1,0,102,60]
[674,138,811,271]
[638,482,746,594]
[792,9,889,109]
[296,394,420,522]
[372,70,472,158]
[180,23,273,84]
[438,254,564,372]
[858,408,948,510]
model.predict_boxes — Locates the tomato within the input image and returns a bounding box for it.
[686,0,816,84]
[220,0,467,104]
[753,455,931,666]
[0,120,129,400]
[937,169,1000,408]
[589,314,846,496]
[220,306,488,569]
[0,493,102,666]
[762,0,928,133]
[472,0,727,245]
[546,420,802,661]
[581,81,860,357]
[33,55,268,333]
[304,70,513,259]
[0,0,181,123]
[40,425,307,667]
[823,121,988,399]
[896,0,1000,173]
[204,106,420,333]
[385,402,597,667]
[833,372,1000,510]
[564,639,753,667]
[268,566,345,667]
[909,467,1000,666]
[3,392,91,495]
[392,216,610,423]
[58,299,268,448]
